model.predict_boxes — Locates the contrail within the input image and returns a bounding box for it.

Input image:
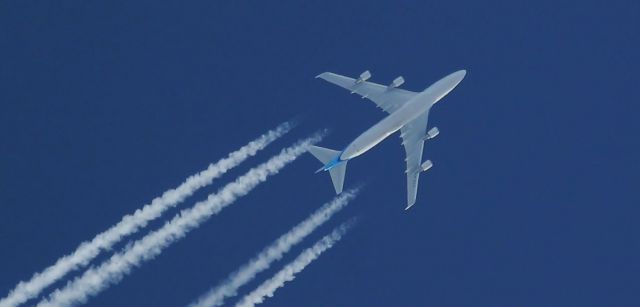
[0,122,291,307]
[36,133,324,307]
[235,220,356,307]
[189,188,361,307]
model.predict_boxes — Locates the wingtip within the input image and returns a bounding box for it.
[404,203,415,211]
[315,72,329,79]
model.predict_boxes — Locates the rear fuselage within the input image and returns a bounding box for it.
[339,70,466,160]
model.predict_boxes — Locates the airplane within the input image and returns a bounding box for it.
[309,69,466,210]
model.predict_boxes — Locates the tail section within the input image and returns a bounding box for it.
[308,146,340,166]
[308,145,348,194]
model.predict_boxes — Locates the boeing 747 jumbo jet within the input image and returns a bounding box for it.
[309,69,466,210]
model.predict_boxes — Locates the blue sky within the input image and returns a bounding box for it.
[1,1,639,306]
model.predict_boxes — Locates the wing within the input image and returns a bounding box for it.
[316,72,417,114]
[400,109,430,210]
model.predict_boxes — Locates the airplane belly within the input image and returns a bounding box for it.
[341,124,399,160]
[340,99,429,160]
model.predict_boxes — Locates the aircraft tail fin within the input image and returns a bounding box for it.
[308,145,348,194]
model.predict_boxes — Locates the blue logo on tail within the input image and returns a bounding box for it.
[315,153,344,173]
[323,156,343,171]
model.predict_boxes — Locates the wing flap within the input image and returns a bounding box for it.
[400,109,431,209]
[316,72,417,114]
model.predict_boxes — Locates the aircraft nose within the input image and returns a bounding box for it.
[444,69,466,89]
[453,69,467,82]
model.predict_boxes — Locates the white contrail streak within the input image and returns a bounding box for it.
[235,220,355,307]
[36,133,324,307]
[0,122,291,307]
[189,188,361,307]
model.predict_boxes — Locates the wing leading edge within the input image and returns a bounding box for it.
[316,72,417,114]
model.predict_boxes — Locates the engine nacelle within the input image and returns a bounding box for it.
[420,160,433,172]
[389,76,405,88]
[356,70,371,83]
[423,127,439,140]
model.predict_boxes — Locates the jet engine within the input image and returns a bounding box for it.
[389,76,405,88]
[423,127,439,140]
[420,160,433,172]
[356,70,371,83]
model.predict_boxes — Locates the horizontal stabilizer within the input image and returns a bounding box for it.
[308,146,340,164]
[328,160,347,194]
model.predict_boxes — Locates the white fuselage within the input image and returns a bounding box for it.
[340,70,466,160]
